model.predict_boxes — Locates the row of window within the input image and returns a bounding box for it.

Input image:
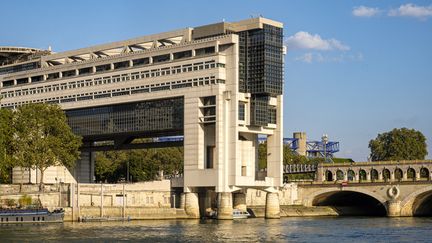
[1,76,226,108]
[0,216,45,222]
[1,45,217,85]
[1,60,224,99]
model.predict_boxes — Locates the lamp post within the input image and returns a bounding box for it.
[322,134,328,163]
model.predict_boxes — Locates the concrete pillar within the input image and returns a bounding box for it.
[184,192,200,218]
[293,132,307,156]
[179,193,186,209]
[387,200,401,217]
[265,192,280,219]
[77,183,80,221]
[366,172,371,181]
[378,172,383,181]
[332,172,337,181]
[233,193,247,211]
[70,183,77,221]
[416,171,421,180]
[390,172,395,181]
[100,183,104,217]
[343,172,348,181]
[403,171,408,181]
[217,192,233,220]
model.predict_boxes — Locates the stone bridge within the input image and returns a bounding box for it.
[296,160,432,217]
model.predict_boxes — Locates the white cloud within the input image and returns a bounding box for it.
[285,31,350,51]
[388,3,432,20]
[295,53,314,63]
[352,6,381,17]
[294,52,364,64]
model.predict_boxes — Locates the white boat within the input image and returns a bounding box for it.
[232,209,250,219]
[0,208,64,223]
[209,209,251,219]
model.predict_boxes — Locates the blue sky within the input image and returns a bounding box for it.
[1,0,431,161]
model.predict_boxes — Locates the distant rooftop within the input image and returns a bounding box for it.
[0,46,51,66]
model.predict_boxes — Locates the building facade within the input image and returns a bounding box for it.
[1,18,284,217]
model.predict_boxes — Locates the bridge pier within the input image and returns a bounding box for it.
[179,193,186,209]
[217,192,233,220]
[233,192,247,211]
[387,200,401,217]
[265,192,280,219]
[184,192,200,218]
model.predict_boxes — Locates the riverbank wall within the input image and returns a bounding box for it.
[0,182,354,221]
[0,181,194,221]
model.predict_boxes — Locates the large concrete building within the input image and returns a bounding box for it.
[0,18,284,218]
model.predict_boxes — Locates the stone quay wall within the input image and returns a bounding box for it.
[0,180,190,221]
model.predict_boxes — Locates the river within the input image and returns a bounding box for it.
[1,217,431,242]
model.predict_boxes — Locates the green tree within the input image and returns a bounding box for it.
[94,150,128,183]
[12,103,82,190]
[369,128,428,161]
[0,108,14,183]
[95,146,184,183]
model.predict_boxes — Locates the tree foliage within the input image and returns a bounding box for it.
[0,108,14,182]
[11,104,82,189]
[95,147,183,183]
[369,128,428,161]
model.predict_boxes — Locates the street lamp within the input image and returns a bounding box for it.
[322,134,328,163]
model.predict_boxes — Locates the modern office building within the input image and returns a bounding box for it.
[0,17,284,218]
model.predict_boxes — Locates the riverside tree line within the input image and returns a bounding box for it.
[0,103,428,186]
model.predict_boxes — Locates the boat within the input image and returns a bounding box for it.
[0,208,64,223]
[209,209,251,219]
[232,209,250,219]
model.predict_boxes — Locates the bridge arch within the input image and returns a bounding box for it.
[336,170,344,180]
[420,167,429,180]
[370,169,379,181]
[304,188,388,216]
[382,168,391,181]
[325,170,333,182]
[407,168,416,181]
[347,170,355,181]
[359,169,367,181]
[394,168,403,181]
[401,185,432,216]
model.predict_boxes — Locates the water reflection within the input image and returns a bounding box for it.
[1,217,432,242]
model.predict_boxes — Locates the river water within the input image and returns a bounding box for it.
[1,217,431,242]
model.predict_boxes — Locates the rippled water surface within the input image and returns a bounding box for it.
[1,217,432,242]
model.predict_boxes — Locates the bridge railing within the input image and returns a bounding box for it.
[284,164,317,174]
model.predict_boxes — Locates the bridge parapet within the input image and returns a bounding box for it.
[316,160,432,183]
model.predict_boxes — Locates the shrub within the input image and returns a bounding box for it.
[18,194,32,207]
[5,199,16,207]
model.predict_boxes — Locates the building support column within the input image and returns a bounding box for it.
[265,192,280,219]
[179,193,186,209]
[217,192,233,220]
[233,192,247,211]
[184,192,200,218]
[387,200,401,217]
